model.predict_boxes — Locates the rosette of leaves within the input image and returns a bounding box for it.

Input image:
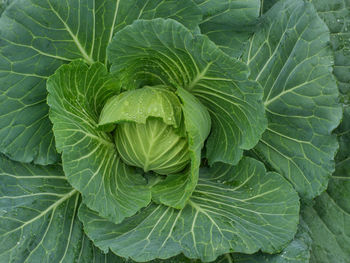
[45,16,300,260]
[0,0,343,262]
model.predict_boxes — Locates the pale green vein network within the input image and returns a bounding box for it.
[243,0,342,199]
[0,154,92,263]
[79,157,299,262]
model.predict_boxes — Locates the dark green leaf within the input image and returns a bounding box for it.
[302,175,350,263]
[243,0,342,199]
[0,154,81,263]
[194,0,260,57]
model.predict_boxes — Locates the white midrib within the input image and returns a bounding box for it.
[188,62,213,90]
[47,1,94,64]
[104,0,120,64]
[108,0,120,44]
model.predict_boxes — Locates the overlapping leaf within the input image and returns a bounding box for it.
[79,157,299,262]
[47,60,151,224]
[243,0,342,199]
[108,18,266,166]
[194,0,260,57]
[0,0,201,165]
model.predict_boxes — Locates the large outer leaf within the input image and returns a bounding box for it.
[270,0,350,96]
[0,154,79,262]
[194,0,260,57]
[0,0,201,165]
[79,157,299,262]
[0,153,126,263]
[47,60,151,224]
[108,18,266,167]
[243,0,342,199]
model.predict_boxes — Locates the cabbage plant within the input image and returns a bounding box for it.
[0,0,348,263]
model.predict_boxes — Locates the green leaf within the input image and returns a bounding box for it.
[108,18,266,166]
[311,0,350,97]
[79,157,299,262]
[47,60,151,224]
[0,153,128,263]
[232,219,312,263]
[0,154,81,263]
[300,90,350,262]
[0,0,201,165]
[301,175,350,263]
[152,88,211,208]
[194,0,261,57]
[99,86,183,129]
[243,0,342,199]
